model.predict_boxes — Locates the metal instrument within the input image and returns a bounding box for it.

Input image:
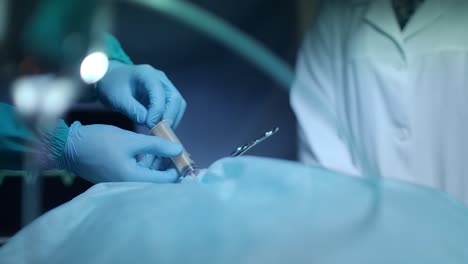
[231,127,280,157]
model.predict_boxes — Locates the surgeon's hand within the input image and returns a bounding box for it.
[97,61,186,128]
[57,121,183,183]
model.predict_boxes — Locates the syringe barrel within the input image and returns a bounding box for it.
[149,120,198,178]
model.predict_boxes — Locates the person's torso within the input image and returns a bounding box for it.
[332,0,468,203]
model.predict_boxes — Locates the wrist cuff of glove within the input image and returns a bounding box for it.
[55,121,82,172]
[36,120,70,169]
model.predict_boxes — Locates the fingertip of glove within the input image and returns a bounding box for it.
[136,108,147,124]
[146,113,162,129]
[159,141,183,157]
[169,142,184,155]
[162,118,174,128]
[146,120,156,129]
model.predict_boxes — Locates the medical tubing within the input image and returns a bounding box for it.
[132,0,294,90]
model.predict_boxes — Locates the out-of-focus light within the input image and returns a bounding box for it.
[12,77,40,115]
[80,52,109,84]
[12,75,77,120]
[42,78,76,117]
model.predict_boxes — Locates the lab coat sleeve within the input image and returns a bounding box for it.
[290,1,359,175]
[0,103,69,170]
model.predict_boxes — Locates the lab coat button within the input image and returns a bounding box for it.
[397,127,410,141]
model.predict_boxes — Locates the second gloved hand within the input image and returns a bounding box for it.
[97,61,186,128]
[57,122,183,183]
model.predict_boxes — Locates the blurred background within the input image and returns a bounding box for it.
[0,0,317,240]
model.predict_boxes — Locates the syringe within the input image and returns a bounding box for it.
[149,120,199,179]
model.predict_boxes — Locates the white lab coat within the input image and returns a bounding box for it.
[291,0,468,205]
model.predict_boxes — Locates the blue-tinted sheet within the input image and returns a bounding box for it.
[1,157,467,264]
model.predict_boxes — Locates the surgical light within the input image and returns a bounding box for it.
[80,51,109,84]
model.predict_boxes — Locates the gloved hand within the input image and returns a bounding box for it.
[57,121,183,183]
[97,61,186,128]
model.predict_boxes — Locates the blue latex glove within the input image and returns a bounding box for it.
[97,61,186,128]
[58,121,183,183]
